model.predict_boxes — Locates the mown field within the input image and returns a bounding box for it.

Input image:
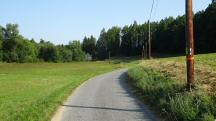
[128,53,216,121]
[0,60,138,121]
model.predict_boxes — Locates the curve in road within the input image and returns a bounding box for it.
[52,69,159,121]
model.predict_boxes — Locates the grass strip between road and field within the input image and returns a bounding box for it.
[128,53,216,121]
[128,66,216,121]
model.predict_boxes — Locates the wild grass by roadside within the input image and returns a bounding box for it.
[141,53,216,93]
[0,60,136,121]
[128,53,216,121]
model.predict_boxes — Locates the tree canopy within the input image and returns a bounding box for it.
[82,36,96,58]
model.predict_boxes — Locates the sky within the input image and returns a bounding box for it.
[0,0,212,45]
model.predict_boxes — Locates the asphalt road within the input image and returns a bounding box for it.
[59,69,158,121]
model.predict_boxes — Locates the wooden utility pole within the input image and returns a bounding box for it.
[147,0,154,59]
[148,20,151,59]
[186,0,195,88]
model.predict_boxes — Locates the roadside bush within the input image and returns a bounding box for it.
[128,66,216,121]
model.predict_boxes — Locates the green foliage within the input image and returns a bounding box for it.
[15,37,38,63]
[201,3,216,52]
[82,36,96,58]
[0,24,88,63]
[4,24,19,39]
[200,113,215,121]
[128,66,216,121]
[57,45,72,62]
[96,26,121,59]
[2,24,38,63]
[38,41,59,62]
[2,24,19,62]
[68,40,85,61]
[0,51,2,61]
[96,4,216,58]
[106,26,121,56]
[0,26,3,61]
[96,28,109,59]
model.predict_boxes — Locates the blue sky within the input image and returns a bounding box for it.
[0,0,212,44]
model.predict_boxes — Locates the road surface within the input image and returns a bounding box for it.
[54,69,158,121]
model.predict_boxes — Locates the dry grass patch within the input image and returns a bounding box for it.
[140,53,216,94]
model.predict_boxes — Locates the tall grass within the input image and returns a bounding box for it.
[128,66,216,121]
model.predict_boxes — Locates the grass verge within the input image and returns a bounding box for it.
[128,53,216,121]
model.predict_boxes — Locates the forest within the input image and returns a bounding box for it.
[0,3,215,62]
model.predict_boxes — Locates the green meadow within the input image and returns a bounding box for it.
[0,61,130,121]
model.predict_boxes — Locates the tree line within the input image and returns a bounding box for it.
[0,24,86,63]
[0,3,215,63]
[95,3,216,59]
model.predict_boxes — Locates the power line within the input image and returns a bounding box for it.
[149,0,155,21]
[152,0,158,20]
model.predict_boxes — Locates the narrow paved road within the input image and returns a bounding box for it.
[59,69,158,121]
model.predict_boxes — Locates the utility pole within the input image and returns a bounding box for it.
[148,20,151,59]
[186,0,195,88]
[148,0,154,59]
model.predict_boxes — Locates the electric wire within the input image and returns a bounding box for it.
[149,0,155,21]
